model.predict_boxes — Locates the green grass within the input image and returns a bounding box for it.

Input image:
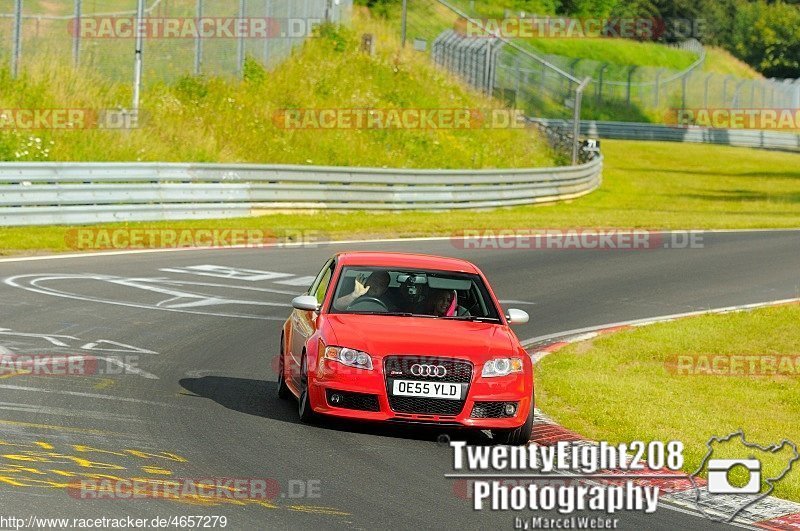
[0,11,554,169]
[526,39,763,79]
[535,304,800,502]
[702,47,763,79]
[528,38,698,70]
[2,139,799,255]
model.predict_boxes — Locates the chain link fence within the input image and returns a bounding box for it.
[402,0,800,126]
[405,0,588,120]
[403,0,591,162]
[526,39,799,121]
[0,0,352,84]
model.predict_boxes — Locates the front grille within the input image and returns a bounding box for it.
[326,389,380,412]
[384,356,473,415]
[383,356,473,383]
[471,401,518,418]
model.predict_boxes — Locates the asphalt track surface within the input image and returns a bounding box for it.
[0,230,798,530]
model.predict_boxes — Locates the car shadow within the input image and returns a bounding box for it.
[179,375,297,422]
[179,375,492,445]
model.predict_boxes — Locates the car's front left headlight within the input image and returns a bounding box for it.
[324,346,373,370]
[481,357,524,377]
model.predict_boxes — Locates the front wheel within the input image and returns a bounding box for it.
[297,354,316,423]
[492,398,534,445]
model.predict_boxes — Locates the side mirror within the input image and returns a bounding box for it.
[292,295,321,312]
[505,309,529,325]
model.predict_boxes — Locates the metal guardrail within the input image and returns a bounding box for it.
[533,119,800,152]
[0,158,603,226]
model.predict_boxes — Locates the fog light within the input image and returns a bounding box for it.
[504,403,517,416]
[330,393,342,405]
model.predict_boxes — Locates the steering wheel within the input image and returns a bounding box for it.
[346,297,389,312]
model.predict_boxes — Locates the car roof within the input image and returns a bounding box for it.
[335,252,480,274]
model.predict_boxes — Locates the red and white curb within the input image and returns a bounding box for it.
[525,298,800,529]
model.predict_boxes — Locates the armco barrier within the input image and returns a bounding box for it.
[0,157,603,226]
[532,119,800,152]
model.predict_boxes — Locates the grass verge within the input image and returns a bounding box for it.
[0,10,554,169]
[527,38,697,70]
[1,139,799,255]
[526,39,762,79]
[535,303,800,502]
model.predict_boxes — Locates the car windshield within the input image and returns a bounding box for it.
[329,266,501,320]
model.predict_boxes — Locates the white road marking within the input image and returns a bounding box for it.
[0,383,184,407]
[0,401,145,423]
[97,356,159,380]
[159,265,295,282]
[79,340,156,355]
[0,328,76,347]
[3,274,292,321]
[0,329,158,355]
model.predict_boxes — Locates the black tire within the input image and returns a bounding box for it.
[492,398,535,446]
[297,354,316,423]
[276,339,291,400]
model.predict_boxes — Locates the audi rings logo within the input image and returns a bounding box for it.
[410,364,447,378]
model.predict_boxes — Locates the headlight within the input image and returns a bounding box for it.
[324,346,373,370]
[481,357,523,377]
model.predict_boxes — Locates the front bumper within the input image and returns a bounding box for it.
[308,357,533,429]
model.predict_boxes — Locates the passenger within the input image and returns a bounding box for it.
[428,289,470,317]
[334,270,391,309]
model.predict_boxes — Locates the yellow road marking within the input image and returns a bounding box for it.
[0,370,31,379]
[125,450,188,463]
[93,378,115,390]
[140,466,173,475]
[0,435,351,518]
[288,505,351,516]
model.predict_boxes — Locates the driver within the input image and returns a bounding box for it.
[334,270,391,310]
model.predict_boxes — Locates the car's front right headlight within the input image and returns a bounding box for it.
[481,357,523,378]
[324,346,374,370]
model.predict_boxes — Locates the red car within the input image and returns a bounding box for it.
[277,252,534,445]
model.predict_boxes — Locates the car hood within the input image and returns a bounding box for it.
[324,314,516,361]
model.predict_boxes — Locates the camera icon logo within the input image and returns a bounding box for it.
[707,458,761,494]
[690,431,799,522]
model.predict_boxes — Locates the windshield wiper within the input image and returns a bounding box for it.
[346,311,499,322]
[441,316,501,322]
[348,311,416,317]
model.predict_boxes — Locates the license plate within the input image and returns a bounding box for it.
[391,379,462,400]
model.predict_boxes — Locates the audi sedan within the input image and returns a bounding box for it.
[277,252,534,444]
